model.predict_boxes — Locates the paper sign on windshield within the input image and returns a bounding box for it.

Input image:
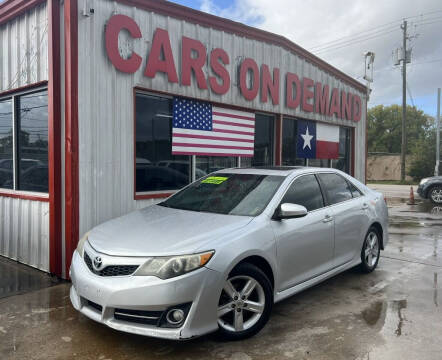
[201,176,228,185]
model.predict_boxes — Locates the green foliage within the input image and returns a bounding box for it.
[368,104,437,180]
[367,105,432,154]
[408,130,437,180]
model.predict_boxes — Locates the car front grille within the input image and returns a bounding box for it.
[114,308,163,326]
[84,252,139,277]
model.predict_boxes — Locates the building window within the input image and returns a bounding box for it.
[282,117,306,166]
[331,127,351,174]
[0,99,13,189]
[0,89,48,193]
[195,156,237,179]
[135,93,191,193]
[242,113,274,167]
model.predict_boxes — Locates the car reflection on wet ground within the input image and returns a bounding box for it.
[0,200,441,360]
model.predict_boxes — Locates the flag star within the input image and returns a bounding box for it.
[301,127,314,150]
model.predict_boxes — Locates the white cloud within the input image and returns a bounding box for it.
[200,0,442,116]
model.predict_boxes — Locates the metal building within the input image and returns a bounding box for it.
[0,0,368,278]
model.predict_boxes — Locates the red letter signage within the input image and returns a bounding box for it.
[302,78,314,112]
[329,88,341,118]
[286,73,301,109]
[105,15,142,74]
[341,91,353,121]
[144,28,178,83]
[209,48,230,95]
[239,58,260,101]
[353,95,362,122]
[261,65,280,105]
[181,36,208,89]
[315,82,329,115]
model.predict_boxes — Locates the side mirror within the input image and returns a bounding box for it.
[275,203,308,220]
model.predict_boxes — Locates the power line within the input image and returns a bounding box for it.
[406,81,415,107]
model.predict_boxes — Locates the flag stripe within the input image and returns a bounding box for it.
[212,128,255,136]
[172,147,254,155]
[212,107,255,119]
[172,142,254,150]
[172,128,254,140]
[172,136,253,147]
[212,111,255,121]
[172,132,254,143]
[316,141,339,159]
[212,114,255,126]
[213,123,255,134]
[213,119,255,129]
[172,151,254,157]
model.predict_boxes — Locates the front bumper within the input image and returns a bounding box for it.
[70,250,224,340]
[417,184,426,199]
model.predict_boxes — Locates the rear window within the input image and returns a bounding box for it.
[317,173,353,205]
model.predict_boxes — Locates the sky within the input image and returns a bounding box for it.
[171,0,442,118]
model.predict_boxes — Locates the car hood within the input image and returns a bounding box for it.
[87,205,253,257]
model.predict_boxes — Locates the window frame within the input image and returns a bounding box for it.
[0,85,49,199]
[316,172,356,207]
[133,89,279,200]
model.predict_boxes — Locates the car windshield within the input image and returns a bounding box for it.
[160,173,285,216]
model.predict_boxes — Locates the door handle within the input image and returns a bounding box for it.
[323,215,333,223]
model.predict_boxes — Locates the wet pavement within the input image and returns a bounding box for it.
[1,201,441,359]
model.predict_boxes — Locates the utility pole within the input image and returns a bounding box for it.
[400,20,407,182]
[436,88,441,176]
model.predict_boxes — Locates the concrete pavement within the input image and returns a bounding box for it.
[0,200,441,360]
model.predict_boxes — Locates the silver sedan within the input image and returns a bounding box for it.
[70,167,388,340]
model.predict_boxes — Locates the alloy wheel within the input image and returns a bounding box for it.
[364,231,379,267]
[430,188,442,204]
[218,275,265,332]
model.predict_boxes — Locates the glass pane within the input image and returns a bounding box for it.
[241,113,274,167]
[331,127,351,174]
[317,173,353,205]
[308,158,330,168]
[280,174,324,211]
[161,173,284,216]
[17,91,48,192]
[135,94,190,192]
[0,99,13,189]
[282,117,305,166]
[195,156,237,179]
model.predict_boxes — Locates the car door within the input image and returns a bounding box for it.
[271,174,335,291]
[317,173,367,267]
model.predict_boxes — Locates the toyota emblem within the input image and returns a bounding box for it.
[93,256,103,270]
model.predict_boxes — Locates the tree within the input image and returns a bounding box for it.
[367,105,432,154]
[408,129,437,180]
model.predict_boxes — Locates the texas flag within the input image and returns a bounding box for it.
[296,120,339,159]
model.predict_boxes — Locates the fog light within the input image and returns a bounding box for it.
[166,309,185,325]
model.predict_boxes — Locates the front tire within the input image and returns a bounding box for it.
[429,186,442,204]
[359,227,381,273]
[217,263,273,340]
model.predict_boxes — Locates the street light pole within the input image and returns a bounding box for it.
[436,88,441,176]
[400,20,407,182]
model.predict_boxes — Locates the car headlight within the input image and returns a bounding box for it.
[134,251,214,279]
[420,178,430,185]
[76,232,90,257]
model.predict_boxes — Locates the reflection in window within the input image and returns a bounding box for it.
[331,127,351,174]
[0,99,13,189]
[17,91,48,192]
[280,174,324,212]
[135,93,190,192]
[317,173,353,205]
[282,117,305,166]
[241,113,274,167]
[195,156,237,179]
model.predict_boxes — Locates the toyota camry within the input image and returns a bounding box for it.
[70,167,388,340]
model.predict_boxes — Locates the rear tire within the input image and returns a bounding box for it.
[429,186,442,204]
[359,227,381,273]
[217,263,273,341]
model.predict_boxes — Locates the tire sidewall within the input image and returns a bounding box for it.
[429,186,442,204]
[360,227,381,273]
[217,263,273,340]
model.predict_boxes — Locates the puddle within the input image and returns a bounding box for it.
[361,300,407,337]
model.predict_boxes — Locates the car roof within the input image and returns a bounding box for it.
[212,166,336,176]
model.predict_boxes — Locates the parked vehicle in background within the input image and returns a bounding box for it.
[417,176,442,204]
[70,167,389,340]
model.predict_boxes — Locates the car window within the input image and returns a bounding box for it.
[348,182,363,198]
[280,174,324,212]
[317,173,353,205]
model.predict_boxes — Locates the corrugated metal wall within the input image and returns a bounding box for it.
[0,3,49,271]
[0,2,48,92]
[77,0,367,237]
[0,197,50,271]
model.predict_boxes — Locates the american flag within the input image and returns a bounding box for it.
[171,97,255,157]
